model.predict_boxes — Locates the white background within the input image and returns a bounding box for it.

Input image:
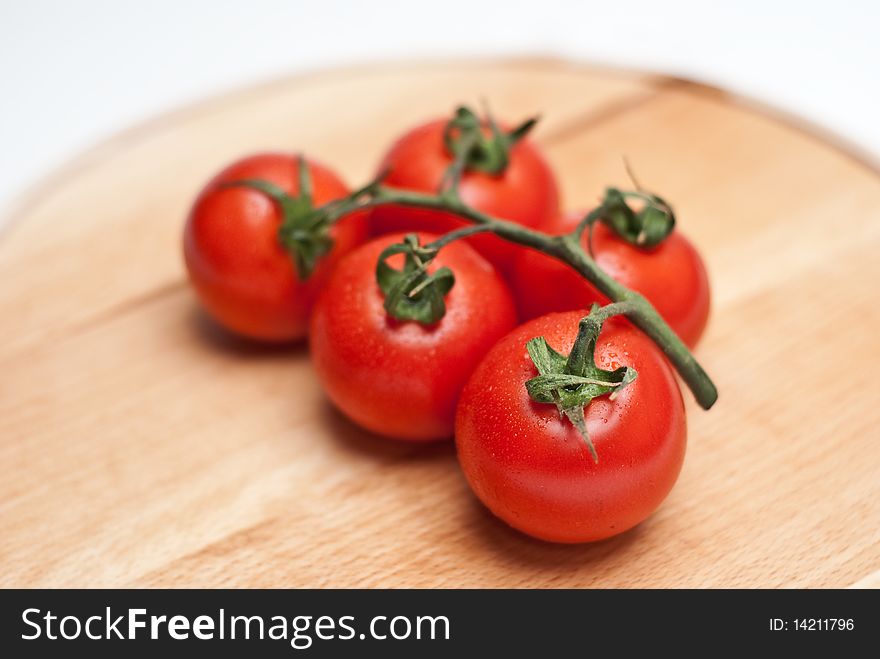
[1,0,878,221]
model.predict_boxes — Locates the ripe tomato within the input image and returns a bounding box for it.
[310,232,517,441]
[456,310,686,543]
[183,153,367,342]
[370,118,559,273]
[510,212,710,347]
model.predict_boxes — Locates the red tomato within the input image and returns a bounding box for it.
[370,119,559,273]
[310,232,518,441]
[510,212,710,347]
[456,310,686,543]
[183,153,367,342]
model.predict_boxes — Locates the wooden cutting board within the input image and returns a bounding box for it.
[2,59,878,588]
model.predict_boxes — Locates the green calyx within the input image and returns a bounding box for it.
[584,187,676,249]
[442,105,537,176]
[525,306,638,462]
[376,234,455,325]
[224,158,333,278]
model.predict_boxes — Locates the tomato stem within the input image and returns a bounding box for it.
[424,224,498,250]
[319,185,717,410]
[222,173,333,279]
[441,105,538,176]
[525,305,639,462]
[375,234,456,325]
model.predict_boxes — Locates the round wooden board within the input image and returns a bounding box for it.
[1,59,879,588]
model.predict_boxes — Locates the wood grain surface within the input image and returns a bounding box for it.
[1,59,878,588]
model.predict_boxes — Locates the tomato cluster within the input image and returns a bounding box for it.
[183,108,711,544]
